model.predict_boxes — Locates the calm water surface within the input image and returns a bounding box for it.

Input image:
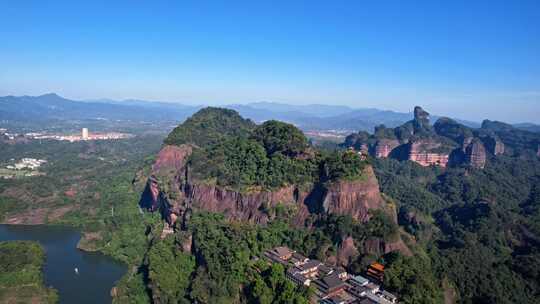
[0,224,127,304]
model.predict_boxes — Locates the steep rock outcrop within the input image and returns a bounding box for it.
[482,136,505,155]
[464,139,487,169]
[322,166,385,222]
[336,236,359,266]
[407,140,449,167]
[374,139,400,158]
[362,237,412,257]
[413,106,432,133]
[152,144,193,174]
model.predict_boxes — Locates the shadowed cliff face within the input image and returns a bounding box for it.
[322,166,385,222]
[140,145,388,226]
[464,139,486,169]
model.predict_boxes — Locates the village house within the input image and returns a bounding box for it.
[290,252,309,266]
[264,246,295,264]
[335,267,348,280]
[365,282,380,293]
[314,273,346,298]
[365,292,395,304]
[320,295,347,304]
[296,259,322,278]
[273,246,295,260]
[318,264,334,276]
[358,298,379,304]
[366,262,385,282]
[286,268,311,286]
[380,290,398,304]
[350,275,369,287]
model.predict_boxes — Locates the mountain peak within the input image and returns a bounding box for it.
[38,93,64,99]
[413,106,429,121]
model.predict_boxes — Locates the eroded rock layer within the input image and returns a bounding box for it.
[407,140,449,167]
[374,139,400,158]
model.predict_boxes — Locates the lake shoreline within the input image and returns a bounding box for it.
[0,224,127,304]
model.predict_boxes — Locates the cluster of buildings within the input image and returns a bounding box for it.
[264,246,397,304]
[27,128,132,142]
[1,128,132,143]
[0,128,21,141]
[1,158,47,179]
[6,158,47,170]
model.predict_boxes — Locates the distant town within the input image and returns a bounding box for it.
[264,246,397,304]
[1,128,133,143]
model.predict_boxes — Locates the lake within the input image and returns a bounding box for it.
[0,224,127,304]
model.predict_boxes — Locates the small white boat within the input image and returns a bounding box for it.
[74,267,79,274]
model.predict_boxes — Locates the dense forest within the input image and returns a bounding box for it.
[168,108,367,191]
[374,156,540,303]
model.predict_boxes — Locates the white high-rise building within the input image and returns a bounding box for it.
[82,128,89,140]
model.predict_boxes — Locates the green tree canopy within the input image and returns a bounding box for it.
[251,120,309,157]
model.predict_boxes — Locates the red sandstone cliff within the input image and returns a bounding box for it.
[374,139,400,158]
[141,145,388,226]
[407,140,449,167]
[464,139,487,169]
[139,144,413,258]
[322,166,385,222]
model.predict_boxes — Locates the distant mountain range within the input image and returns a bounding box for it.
[1,93,538,133]
[0,93,199,123]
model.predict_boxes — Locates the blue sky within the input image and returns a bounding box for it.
[0,0,539,123]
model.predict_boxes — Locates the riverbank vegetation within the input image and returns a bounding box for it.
[0,241,58,304]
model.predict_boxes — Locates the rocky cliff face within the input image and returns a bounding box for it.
[464,139,487,169]
[374,139,400,158]
[185,183,303,224]
[482,136,505,155]
[407,140,449,167]
[413,106,432,132]
[361,237,412,257]
[140,145,388,227]
[322,166,385,222]
[336,236,359,266]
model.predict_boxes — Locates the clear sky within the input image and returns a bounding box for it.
[0,0,539,123]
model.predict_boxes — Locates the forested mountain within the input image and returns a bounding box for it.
[128,107,411,303]
[105,107,540,303]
